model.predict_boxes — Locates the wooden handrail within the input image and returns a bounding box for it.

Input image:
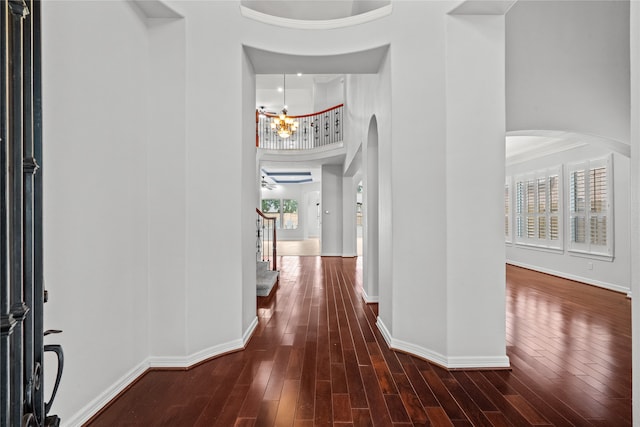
[262,103,344,119]
[257,104,344,150]
[256,208,277,271]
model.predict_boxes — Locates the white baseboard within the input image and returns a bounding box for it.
[243,316,259,346]
[446,355,511,369]
[66,327,256,426]
[376,318,510,369]
[506,260,630,294]
[65,360,150,427]
[361,287,379,303]
[148,339,245,369]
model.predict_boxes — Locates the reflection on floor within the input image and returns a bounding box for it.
[276,238,363,256]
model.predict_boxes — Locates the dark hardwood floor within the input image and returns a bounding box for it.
[86,258,632,426]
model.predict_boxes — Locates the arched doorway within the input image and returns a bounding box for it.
[363,115,379,302]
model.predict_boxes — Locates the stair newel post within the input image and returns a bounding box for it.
[264,215,268,263]
[272,226,276,271]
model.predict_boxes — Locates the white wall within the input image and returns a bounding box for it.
[443,13,508,365]
[313,76,344,112]
[242,51,259,343]
[342,3,509,367]
[147,16,187,360]
[41,0,520,422]
[506,145,631,293]
[630,2,640,423]
[506,0,630,143]
[42,1,150,421]
[343,71,387,305]
[260,182,319,240]
[342,175,359,257]
[363,116,379,302]
[181,0,247,357]
[321,165,344,256]
[305,189,321,238]
[382,1,451,360]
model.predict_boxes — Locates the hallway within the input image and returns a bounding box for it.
[87,258,631,426]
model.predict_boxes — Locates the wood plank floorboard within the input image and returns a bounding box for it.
[85,259,632,426]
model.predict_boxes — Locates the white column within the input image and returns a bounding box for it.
[321,165,344,256]
[444,13,509,367]
[363,117,379,302]
[342,176,358,257]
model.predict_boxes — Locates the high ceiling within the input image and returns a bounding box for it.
[256,74,340,116]
[241,0,390,21]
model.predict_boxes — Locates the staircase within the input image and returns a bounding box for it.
[256,208,279,297]
[257,261,279,297]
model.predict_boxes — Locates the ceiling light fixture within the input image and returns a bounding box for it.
[271,74,298,139]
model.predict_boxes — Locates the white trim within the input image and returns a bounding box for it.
[446,356,511,369]
[376,318,510,369]
[567,250,614,262]
[507,260,630,294]
[66,326,258,426]
[376,317,393,348]
[514,242,564,254]
[321,253,344,257]
[627,291,633,299]
[258,142,346,164]
[239,4,392,30]
[243,316,259,346]
[361,287,379,303]
[149,339,245,369]
[342,253,358,258]
[65,360,150,427]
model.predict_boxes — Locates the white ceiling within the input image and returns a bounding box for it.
[244,45,389,75]
[261,167,322,186]
[256,73,341,115]
[241,0,390,21]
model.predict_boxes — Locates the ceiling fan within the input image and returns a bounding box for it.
[261,176,276,190]
[257,106,277,116]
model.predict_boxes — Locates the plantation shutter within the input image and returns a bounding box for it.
[590,166,607,246]
[548,174,560,242]
[515,181,525,239]
[513,166,562,249]
[536,177,547,239]
[569,166,587,248]
[505,179,511,242]
[567,155,612,257]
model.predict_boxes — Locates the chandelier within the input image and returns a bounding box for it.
[270,74,298,139]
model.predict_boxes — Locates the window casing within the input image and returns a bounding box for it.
[505,178,512,243]
[567,155,613,258]
[514,167,562,250]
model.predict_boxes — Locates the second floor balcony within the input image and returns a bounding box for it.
[257,104,344,151]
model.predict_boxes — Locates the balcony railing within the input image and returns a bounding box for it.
[257,104,343,150]
[256,208,277,271]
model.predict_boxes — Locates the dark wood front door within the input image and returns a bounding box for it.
[2,1,61,425]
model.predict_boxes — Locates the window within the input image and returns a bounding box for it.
[567,155,613,258]
[261,198,298,230]
[505,178,511,243]
[282,199,299,229]
[261,199,281,229]
[514,167,562,250]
